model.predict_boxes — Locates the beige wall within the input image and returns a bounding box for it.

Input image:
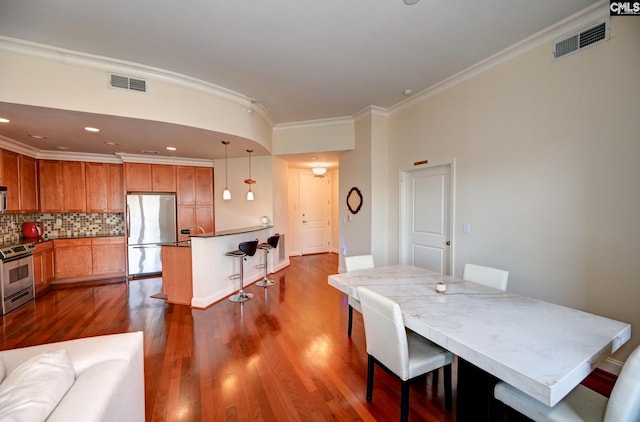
[384,16,640,361]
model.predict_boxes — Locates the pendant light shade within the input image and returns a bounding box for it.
[245,149,255,201]
[222,141,231,200]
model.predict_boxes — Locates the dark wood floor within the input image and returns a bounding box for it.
[0,253,456,421]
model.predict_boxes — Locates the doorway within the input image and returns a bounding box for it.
[399,163,454,275]
[300,172,331,254]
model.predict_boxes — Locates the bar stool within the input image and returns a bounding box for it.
[225,239,259,302]
[255,234,280,287]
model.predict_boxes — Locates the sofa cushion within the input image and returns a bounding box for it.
[0,349,75,422]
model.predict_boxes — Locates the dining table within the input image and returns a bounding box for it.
[328,264,631,421]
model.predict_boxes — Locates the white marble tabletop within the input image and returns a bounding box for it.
[328,264,631,407]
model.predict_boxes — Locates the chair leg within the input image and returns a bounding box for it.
[400,380,410,422]
[431,368,439,389]
[443,363,453,411]
[348,305,354,336]
[366,354,374,401]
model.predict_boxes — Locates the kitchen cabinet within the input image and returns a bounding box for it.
[33,241,55,296]
[124,163,176,192]
[19,155,38,212]
[177,205,214,241]
[1,150,20,212]
[39,160,87,212]
[91,237,126,275]
[54,238,93,279]
[176,166,214,241]
[0,150,38,213]
[53,237,125,282]
[161,245,192,305]
[86,163,124,212]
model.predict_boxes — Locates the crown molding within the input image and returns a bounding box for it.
[352,105,389,122]
[390,1,609,115]
[0,36,275,128]
[273,115,353,131]
[0,135,39,158]
[115,152,213,167]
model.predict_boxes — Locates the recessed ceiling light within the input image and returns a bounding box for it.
[0,118,10,123]
[29,134,47,139]
[403,88,414,96]
[104,141,119,146]
[404,0,419,5]
[166,146,176,151]
[57,146,71,150]
[84,127,100,133]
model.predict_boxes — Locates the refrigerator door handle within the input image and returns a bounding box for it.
[126,204,130,235]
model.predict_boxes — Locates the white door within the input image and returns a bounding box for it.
[399,164,452,274]
[301,173,329,254]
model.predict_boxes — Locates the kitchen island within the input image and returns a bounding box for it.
[164,225,282,308]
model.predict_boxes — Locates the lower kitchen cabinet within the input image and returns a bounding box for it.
[33,241,55,296]
[92,237,126,275]
[53,237,125,283]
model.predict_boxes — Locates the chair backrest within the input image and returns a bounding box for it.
[239,240,259,257]
[358,287,410,380]
[267,234,280,249]
[462,263,509,291]
[344,255,375,272]
[604,345,640,422]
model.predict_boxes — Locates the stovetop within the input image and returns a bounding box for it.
[0,243,35,260]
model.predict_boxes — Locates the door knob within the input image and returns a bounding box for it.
[446,241,451,246]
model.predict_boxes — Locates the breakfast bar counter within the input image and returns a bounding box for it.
[189,225,274,308]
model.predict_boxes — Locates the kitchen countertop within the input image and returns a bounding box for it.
[15,234,125,245]
[189,225,273,238]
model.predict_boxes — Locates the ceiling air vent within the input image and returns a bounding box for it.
[553,18,609,61]
[109,73,148,93]
[141,150,159,155]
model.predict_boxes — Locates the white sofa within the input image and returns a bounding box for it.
[0,331,145,421]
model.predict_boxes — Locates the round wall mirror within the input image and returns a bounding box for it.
[346,187,363,214]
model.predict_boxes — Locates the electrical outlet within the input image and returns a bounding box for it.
[55,219,62,227]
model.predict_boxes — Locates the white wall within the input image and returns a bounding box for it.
[214,155,273,231]
[383,16,640,360]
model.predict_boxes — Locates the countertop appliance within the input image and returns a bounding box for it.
[21,222,43,239]
[126,193,177,277]
[0,242,35,314]
[0,186,7,213]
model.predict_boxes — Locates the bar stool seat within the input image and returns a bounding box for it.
[255,234,280,287]
[225,240,258,302]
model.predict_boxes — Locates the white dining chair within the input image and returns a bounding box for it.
[462,263,509,291]
[358,287,453,421]
[344,254,374,337]
[494,344,640,422]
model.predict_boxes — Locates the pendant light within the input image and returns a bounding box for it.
[245,149,255,201]
[222,141,231,200]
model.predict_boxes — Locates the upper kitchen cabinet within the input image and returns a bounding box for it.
[176,166,214,241]
[86,163,124,212]
[124,163,176,192]
[19,155,38,213]
[39,160,87,212]
[0,150,38,213]
[177,166,214,205]
[1,150,20,212]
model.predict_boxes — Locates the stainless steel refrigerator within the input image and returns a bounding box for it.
[126,193,177,277]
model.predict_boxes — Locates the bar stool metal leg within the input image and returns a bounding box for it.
[255,235,280,288]
[228,255,254,302]
[226,240,259,303]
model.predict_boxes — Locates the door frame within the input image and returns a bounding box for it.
[399,160,456,275]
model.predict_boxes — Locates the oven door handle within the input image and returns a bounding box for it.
[1,253,33,264]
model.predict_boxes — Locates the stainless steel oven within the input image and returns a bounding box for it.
[0,243,35,315]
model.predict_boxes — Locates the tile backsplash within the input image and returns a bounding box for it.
[0,212,125,244]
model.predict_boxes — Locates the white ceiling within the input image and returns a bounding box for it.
[0,0,599,165]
